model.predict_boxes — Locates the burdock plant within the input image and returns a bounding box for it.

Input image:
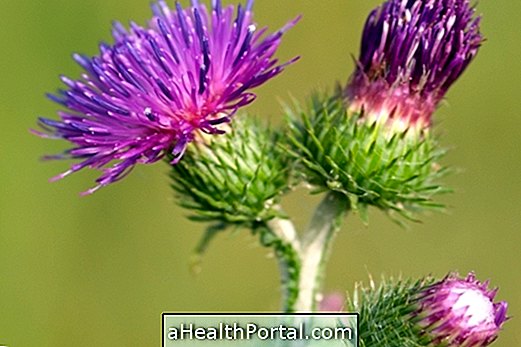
[35,0,509,346]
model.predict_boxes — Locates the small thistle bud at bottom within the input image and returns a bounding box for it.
[348,273,508,347]
[414,272,508,347]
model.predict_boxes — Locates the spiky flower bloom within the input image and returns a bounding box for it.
[346,0,483,132]
[34,0,298,194]
[414,272,508,347]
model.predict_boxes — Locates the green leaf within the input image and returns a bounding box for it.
[190,223,227,274]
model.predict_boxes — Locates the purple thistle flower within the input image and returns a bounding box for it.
[414,272,508,347]
[346,0,483,132]
[34,0,299,195]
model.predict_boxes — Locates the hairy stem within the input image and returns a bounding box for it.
[267,193,348,312]
[296,192,349,311]
[267,217,302,312]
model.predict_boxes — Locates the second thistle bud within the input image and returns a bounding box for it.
[288,93,448,223]
[289,0,483,222]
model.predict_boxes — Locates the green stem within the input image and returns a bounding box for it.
[267,192,349,312]
[266,217,301,312]
[296,192,349,311]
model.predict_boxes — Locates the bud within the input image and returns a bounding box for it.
[287,0,484,221]
[287,93,449,223]
[346,0,483,133]
[414,272,508,347]
[348,273,508,347]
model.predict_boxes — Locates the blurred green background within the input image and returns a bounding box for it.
[1,0,520,346]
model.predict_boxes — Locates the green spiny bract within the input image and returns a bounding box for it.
[287,94,450,223]
[170,116,292,229]
[348,274,508,347]
[347,276,435,347]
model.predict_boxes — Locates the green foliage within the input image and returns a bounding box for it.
[170,116,292,228]
[287,94,450,223]
[347,276,435,347]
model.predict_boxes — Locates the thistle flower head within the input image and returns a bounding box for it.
[34,0,298,194]
[348,273,508,347]
[414,272,508,346]
[346,0,483,132]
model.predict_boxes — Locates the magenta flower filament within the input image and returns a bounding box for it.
[346,0,483,132]
[415,273,508,347]
[35,0,298,194]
